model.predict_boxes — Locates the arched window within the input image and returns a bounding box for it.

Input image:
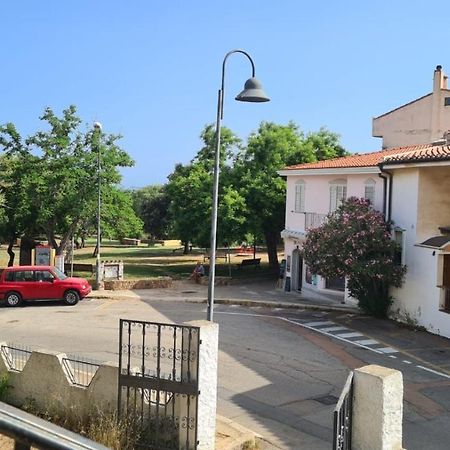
[329,179,347,212]
[294,179,305,213]
[364,178,376,205]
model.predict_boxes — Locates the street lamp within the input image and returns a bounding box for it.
[93,121,103,290]
[207,50,270,322]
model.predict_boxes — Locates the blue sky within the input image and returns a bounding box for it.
[2,1,449,188]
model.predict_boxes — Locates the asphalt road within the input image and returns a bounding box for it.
[1,297,450,449]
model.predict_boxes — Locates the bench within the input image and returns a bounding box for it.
[64,263,94,275]
[236,258,261,269]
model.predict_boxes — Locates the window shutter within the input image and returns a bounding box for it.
[330,185,337,212]
[295,183,305,212]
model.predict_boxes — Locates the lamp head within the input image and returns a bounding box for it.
[235,77,270,103]
[93,122,103,131]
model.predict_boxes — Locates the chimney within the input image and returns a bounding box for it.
[434,65,448,91]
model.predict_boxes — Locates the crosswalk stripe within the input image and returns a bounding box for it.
[304,321,334,327]
[377,347,398,354]
[353,339,378,346]
[336,332,364,338]
[319,326,348,332]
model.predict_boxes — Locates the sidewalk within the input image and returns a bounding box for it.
[88,279,359,313]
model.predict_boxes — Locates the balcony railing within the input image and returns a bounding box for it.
[305,212,328,230]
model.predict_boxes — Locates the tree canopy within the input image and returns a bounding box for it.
[0,106,142,261]
[164,121,347,262]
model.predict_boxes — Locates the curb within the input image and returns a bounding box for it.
[216,415,262,450]
[87,293,360,314]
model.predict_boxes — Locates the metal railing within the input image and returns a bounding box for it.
[62,356,101,387]
[333,372,354,450]
[305,212,327,230]
[0,401,109,450]
[0,344,32,372]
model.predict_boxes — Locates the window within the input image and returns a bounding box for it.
[442,255,450,312]
[329,179,347,212]
[35,270,54,282]
[294,180,305,213]
[393,228,405,265]
[364,178,376,205]
[13,271,35,282]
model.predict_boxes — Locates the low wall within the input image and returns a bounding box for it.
[198,276,232,286]
[103,276,173,290]
[0,346,117,417]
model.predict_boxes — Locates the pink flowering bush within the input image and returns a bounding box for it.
[302,197,406,317]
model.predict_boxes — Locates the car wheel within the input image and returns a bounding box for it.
[5,292,22,307]
[63,289,80,306]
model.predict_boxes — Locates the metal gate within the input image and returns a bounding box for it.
[333,372,353,450]
[118,319,200,450]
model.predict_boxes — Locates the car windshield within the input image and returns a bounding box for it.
[52,267,68,280]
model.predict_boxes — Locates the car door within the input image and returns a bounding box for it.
[14,270,38,300]
[34,270,59,299]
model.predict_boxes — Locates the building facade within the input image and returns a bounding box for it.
[280,66,450,337]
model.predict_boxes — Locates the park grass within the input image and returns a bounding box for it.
[0,240,279,282]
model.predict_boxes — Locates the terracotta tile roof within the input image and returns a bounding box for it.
[283,144,450,170]
[382,144,450,164]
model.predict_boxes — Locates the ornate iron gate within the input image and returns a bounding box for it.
[118,319,200,450]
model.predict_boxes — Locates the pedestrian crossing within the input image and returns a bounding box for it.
[290,318,399,356]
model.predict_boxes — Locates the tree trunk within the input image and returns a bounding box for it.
[7,236,15,267]
[183,241,189,255]
[264,230,279,269]
[19,236,37,266]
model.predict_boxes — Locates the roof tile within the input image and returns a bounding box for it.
[283,144,450,170]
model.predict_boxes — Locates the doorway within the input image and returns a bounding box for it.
[292,249,303,291]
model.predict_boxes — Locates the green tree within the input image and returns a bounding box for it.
[132,185,170,239]
[166,124,243,252]
[234,122,349,268]
[0,106,142,260]
[302,197,406,317]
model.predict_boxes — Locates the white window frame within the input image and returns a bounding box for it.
[329,179,347,212]
[294,180,305,213]
[364,178,376,206]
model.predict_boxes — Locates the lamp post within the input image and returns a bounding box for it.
[93,121,103,290]
[207,50,270,322]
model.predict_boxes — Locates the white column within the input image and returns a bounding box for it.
[353,365,404,450]
[185,320,219,450]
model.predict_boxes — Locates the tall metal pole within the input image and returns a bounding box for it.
[207,89,222,321]
[94,122,102,290]
[206,49,261,322]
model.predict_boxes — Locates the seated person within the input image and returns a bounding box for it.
[190,262,205,283]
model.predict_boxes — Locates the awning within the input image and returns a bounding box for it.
[280,228,307,241]
[416,235,450,249]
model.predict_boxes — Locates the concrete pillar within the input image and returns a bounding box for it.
[352,365,404,450]
[185,320,219,450]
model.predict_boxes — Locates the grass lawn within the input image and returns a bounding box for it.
[0,240,279,282]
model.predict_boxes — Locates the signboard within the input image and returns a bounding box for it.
[35,246,52,265]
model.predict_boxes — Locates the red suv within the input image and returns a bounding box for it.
[0,266,92,307]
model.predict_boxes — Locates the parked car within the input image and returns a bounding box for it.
[0,265,92,307]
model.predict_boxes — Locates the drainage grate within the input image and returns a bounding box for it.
[181,290,198,294]
[314,395,339,405]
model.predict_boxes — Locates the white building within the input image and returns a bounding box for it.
[373,65,450,148]
[279,66,450,338]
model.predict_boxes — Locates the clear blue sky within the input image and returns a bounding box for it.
[2,1,449,188]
